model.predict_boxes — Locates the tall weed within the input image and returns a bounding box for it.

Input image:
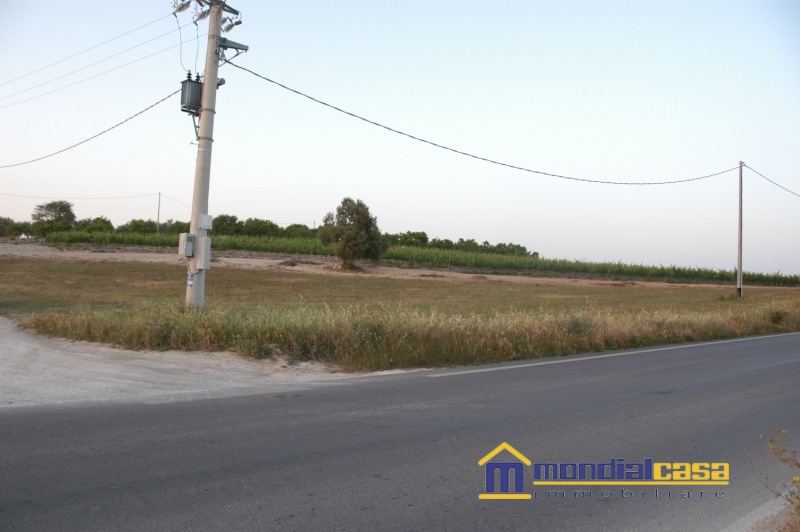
[22,300,800,371]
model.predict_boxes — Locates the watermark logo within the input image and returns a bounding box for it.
[478,443,729,500]
[478,442,532,500]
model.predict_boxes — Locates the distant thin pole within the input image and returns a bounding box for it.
[157,192,162,233]
[737,161,743,299]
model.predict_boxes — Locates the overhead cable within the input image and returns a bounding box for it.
[0,22,195,102]
[0,36,203,111]
[160,194,193,208]
[744,165,800,199]
[0,192,158,200]
[175,10,188,71]
[0,90,180,169]
[227,61,738,186]
[1,13,174,87]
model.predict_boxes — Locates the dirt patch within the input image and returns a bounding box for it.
[327,263,366,273]
[469,275,504,284]
[278,259,320,267]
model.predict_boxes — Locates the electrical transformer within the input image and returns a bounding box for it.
[180,73,202,115]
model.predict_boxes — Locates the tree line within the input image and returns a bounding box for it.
[0,200,538,258]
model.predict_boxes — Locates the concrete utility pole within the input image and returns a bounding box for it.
[184,0,246,310]
[185,1,223,309]
[737,161,744,299]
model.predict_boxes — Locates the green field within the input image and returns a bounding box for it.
[3,255,798,371]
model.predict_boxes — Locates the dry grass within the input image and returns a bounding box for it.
[2,256,799,371]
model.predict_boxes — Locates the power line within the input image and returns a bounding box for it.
[194,19,201,72]
[1,13,174,87]
[0,192,157,200]
[227,61,738,186]
[744,165,800,199]
[175,11,188,72]
[0,90,180,169]
[0,23,194,102]
[0,35,203,111]
[161,194,193,208]
[1,191,195,205]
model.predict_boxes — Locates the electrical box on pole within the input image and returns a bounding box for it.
[180,73,203,115]
[195,237,212,270]
[178,233,194,257]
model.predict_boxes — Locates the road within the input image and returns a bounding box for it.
[2,333,799,531]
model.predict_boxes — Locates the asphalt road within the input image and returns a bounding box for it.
[2,333,799,531]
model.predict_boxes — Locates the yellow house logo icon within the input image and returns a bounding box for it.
[478,442,532,500]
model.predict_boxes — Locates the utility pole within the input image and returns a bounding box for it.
[157,192,161,233]
[737,161,744,299]
[182,0,246,310]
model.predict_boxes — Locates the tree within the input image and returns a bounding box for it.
[241,218,281,237]
[31,201,76,235]
[116,219,157,234]
[0,217,13,237]
[318,197,385,266]
[284,223,316,239]
[211,214,241,235]
[429,237,455,250]
[6,221,33,237]
[383,231,429,248]
[75,216,115,233]
[164,220,190,234]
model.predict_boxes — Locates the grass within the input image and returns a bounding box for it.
[2,256,799,371]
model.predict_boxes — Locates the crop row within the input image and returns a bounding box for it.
[383,246,800,286]
[46,232,334,256]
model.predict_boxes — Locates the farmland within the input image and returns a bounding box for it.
[2,245,798,371]
[43,232,800,286]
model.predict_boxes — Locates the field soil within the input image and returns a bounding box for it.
[0,241,716,290]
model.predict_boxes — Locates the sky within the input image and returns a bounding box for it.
[1,0,798,274]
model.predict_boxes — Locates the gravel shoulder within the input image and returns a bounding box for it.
[0,317,369,408]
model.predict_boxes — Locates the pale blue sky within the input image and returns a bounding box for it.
[1,1,798,274]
